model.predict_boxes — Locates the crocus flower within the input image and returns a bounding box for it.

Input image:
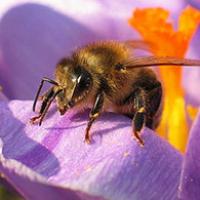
[0,1,200,200]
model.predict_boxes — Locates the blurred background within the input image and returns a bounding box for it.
[0,177,22,200]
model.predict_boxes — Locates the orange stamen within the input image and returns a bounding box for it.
[187,105,199,121]
[129,6,200,152]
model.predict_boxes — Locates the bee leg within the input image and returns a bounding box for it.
[33,77,58,112]
[145,82,162,129]
[85,92,104,144]
[30,88,54,124]
[37,90,62,125]
[132,88,146,146]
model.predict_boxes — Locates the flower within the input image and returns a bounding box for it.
[0,100,183,200]
[178,111,200,199]
[0,1,200,200]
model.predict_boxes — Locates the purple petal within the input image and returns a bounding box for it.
[0,176,23,199]
[186,0,200,9]
[0,91,8,101]
[0,157,100,200]
[0,3,100,99]
[182,67,200,106]
[0,1,186,99]
[183,26,200,106]
[0,100,182,199]
[178,110,200,199]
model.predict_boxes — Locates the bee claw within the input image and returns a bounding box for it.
[30,115,41,125]
[30,119,36,125]
[84,136,91,144]
[84,131,91,144]
[133,131,144,147]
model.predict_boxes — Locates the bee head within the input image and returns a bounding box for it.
[55,58,93,114]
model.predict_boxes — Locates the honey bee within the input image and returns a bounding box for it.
[31,40,200,145]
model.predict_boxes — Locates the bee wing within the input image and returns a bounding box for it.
[123,40,155,52]
[123,56,200,68]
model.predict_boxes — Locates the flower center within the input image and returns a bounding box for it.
[129,6,200,152]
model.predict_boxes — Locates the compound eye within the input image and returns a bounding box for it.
[77,73,91,89]
[73,67,92,97]
[75,71,91,94]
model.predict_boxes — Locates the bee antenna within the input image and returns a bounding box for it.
[33,77,58,112]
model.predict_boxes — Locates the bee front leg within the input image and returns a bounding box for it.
[85,91,104,144]
[30,88,54,125]
[132,88,146,146]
